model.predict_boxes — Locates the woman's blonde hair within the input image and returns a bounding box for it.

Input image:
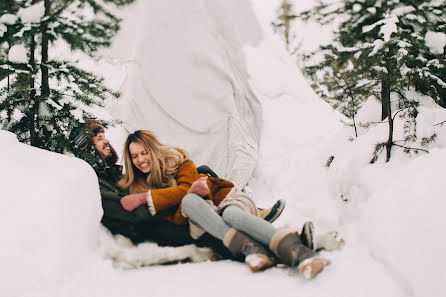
[117,130,190,193]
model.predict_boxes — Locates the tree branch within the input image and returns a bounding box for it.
[433,120,446,127]
[392,106,413,121]
[392,143,429,153]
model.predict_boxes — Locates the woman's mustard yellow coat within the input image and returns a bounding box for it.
[149,160,234,225]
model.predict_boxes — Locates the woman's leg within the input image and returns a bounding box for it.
[221,205,329,278]
[182,194,231,240]
[221,206,276,246]
[182,194,275,272]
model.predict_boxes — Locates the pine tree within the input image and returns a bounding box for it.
[272,0,298,52]
[0,0,134,153]
[1,0,39,144]
[299,0,445,162]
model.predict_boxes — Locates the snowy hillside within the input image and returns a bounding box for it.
[1,0,445,297]
[101,0,263,189]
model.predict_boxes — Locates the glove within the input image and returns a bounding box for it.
[187,176,210,197]
[120,192,148,211]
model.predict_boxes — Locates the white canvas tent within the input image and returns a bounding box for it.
[107,0,263,188]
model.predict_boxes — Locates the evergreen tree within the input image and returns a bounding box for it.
[299,0,445,162]
[0,0,134,153]
[272,0,298,52]
[0,0,28,90]
[1,0,40,145]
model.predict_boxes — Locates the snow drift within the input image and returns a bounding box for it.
[104,0,264,189]
[0,130,102,296]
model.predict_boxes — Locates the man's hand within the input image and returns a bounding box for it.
[187,176,210,197]
[120,192,147,211]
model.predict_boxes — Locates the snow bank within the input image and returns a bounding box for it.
[314,98,446,296]
[359,149,446,296]
[0,130,103,296]
[244,1,446,295]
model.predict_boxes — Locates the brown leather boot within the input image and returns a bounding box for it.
[269,229,330,279]
[223,228,275,272]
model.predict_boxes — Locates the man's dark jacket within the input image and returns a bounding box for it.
[98,163,197,246]
[95,159,231,257]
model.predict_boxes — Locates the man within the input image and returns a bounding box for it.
[71,119,285,251]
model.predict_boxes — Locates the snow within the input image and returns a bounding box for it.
[353,4,362,12]
[0,131,103,297]
[17,2,45,23]
[1,0,446,296]
[363,14,399,42]
[425,31,446,55]
[392,6,416,16]
[0,23,6,38]
[0,14,18,25]
[102,0,262,189]
[8,44,28,63]
[359,149,446,297]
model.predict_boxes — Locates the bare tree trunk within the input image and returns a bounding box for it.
[381,78,390,120]
[7,43,10,92]
[386,118,394,162]
[352,113,358,138]
[382,78,393,162]
[347,91,358,138]
[41,0,50,99]
[29,35,37,145]
[282,0,290,50]
[33,0,50,147]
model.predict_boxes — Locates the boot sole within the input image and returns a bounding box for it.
[300,221,315,250]
[263,199,286,223]
[299,257,331,279]
[246,254,276,272]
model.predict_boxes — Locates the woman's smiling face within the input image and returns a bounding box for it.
[129,141,152,174]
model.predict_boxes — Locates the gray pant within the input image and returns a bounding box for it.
[182,194,276,246]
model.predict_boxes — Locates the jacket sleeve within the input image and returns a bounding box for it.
[99,180,159,224]
[147,160,198,214]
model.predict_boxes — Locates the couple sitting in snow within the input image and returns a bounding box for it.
[72,119,341,278]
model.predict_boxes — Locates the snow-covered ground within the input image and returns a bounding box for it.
[1,0,445,296]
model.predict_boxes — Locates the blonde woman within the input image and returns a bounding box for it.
[118,130,330,277]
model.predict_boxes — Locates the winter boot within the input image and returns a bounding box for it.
[269,229,330,279]
[223,228,276,272]
[259,199,286,223]
[300,221,315,250]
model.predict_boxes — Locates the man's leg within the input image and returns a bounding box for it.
[133,220,232,258]
[182,194,275,271]
[133,221,195,246]
[197,165,285,223]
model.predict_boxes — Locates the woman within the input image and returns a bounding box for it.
[118,130,330,278]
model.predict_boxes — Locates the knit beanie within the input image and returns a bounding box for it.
[70,118,119,170]
[71,119,104,151]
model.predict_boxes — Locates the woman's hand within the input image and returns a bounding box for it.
[187,176,210,197]
[120,192,147,211]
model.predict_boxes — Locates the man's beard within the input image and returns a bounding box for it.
[104,149,117,165]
